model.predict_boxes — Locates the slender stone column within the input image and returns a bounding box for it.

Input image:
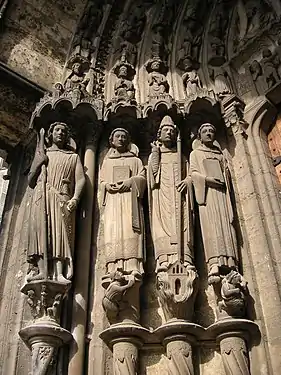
[164,334,195,375]
[218,333,250,375]
[68,125,101,375]
[112,337,141,375]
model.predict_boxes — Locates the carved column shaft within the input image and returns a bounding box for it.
[112,338,140,375]
[218,333,250,375]
[69,128,100,375]
[165,335,194,375]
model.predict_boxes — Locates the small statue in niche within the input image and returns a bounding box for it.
[146,59,169,98]
[209,65,232,98]
[261,48,279,89]
[249,60,267,95]
[151,24,166,60]
[113,61,136,102]
[181,58,202,97]
[27,122,85,282]
[102,270,135,324]
[190,123,238,285]
[64,56,90,97]
[100,128,146,277]
[148,116,194,272]
[218,270,248,318]
[208,11,227,66]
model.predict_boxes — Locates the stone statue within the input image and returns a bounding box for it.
[210,65,232,98]
[27,122,85,282]
[100,128,146,277]
[113,62,135,102]
[249,60,266,94]
[261,48,279,90]
[146,59,169,98]
[190,123,238,284]
[64,57,90,97]
[148,115,194,272]
[182,59,202,96]
[218,270,248,318]
[102,270,135,324]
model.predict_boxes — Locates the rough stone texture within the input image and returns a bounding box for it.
[0,0,87,90]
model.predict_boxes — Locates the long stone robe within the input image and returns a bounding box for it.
[148,147,194,269]
[28,149,80,277]
[189,144,237,271]
[100,149,146,274]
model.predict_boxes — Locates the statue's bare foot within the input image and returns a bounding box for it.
[26,272,45,282]
[56,274,70,284]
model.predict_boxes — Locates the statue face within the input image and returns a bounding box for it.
[159,125,176,147]
[73,63,82,74]
[52,124,68,148]
[199,125,215,145]
[152,61,160,71]
[119,66,127,77]
[111,130,129,152]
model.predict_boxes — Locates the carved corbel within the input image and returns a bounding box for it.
[157,262,198,322]
[19,280,72,375]
[222,94,248,137]
[102,270,142,325]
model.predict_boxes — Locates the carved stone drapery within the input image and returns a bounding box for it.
[165,337,194,375]
[220,335,250,375]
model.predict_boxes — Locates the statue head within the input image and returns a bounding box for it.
[72,62,83,75]
[250,60,262,77]
[47,122,70,149]
[151,60,160,71]
[119,65,128,78]
[224,270,242,285]
[109,128,131,153]
[157,116,177,148]
[198,123,216,146]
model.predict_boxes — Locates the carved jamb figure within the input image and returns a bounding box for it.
[27,122,85,282]
[190,123,238,284]
[113,61,136,102]
[100,128,146,277]
[148,116,194,272]
[146,59,169,98]
[102,270,135,324]
[64,56,90,97]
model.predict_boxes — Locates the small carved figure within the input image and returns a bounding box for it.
[102,270,135,324]
[113,62,135,102]
[210,65,232,98]
[148,116,194,271]
[190,123,238,284]
[146,59,169,98]
[249,60,267,94]
[27,290,39,319]
[151,24,166,60]
[218,270,248,318]
[64,58,90,97]
[182,59,202,97]
[47,293,63,321]
[27,122,85,282]
[261,48,279,90]
[100,128,146,276]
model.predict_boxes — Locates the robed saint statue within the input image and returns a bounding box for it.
[100,128,146,278]
[190,123,238,284]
